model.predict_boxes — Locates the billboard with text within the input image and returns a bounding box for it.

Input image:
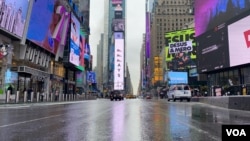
[114,39,124,90]
[165,28,196,70]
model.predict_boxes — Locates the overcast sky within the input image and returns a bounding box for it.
[90,0,145,94]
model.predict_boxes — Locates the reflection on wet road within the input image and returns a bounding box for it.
[0,99,250,141]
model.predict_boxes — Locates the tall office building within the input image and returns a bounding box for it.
[149,0,194,86]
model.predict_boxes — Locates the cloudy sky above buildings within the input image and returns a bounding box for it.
[90,0,146,94]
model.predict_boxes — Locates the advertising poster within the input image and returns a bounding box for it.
[27,0,70,54]
[165,28,196,70]
[69,13,80,66]
[0,0,29,38]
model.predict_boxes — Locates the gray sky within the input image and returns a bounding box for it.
[90,0,145,94]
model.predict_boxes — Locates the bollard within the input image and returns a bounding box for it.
[16,91,20,103]
[51,93,53,102]
[59,93,61,102]
[24,91,27,102]
[62,94,65,101]
[31,92,34,102]
[6,90,10,103]
[37,92,39,102]
[66,94,68,101]
[47,93,49,101]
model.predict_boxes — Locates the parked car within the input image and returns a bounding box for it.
[167,84,191,102]
[110,90,124,101]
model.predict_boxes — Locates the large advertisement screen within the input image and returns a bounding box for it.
[112,0,122,5]
[228,14,250,67]
[77,29,85,71]
[0,0,29,38]
[168,71,188,85]
[195,0,250,37]
[146,12,151,58]
[112,19,125,32]
[197,24,229,73]
[165,28,196,70]
[27,0,70,54]
[114,39,124,90]
[69,13,80,66]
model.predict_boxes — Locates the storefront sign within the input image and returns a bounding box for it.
[25,46,50,68]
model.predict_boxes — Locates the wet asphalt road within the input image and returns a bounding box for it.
[0,99,250,141]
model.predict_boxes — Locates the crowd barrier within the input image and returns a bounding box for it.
[1,90,96,104]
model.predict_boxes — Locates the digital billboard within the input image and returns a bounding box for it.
[112,0,122,5]
[69,13,80,66]
[87,71,96,84]
[27,0,70,54]
[165,28,196,70]
[112,19,125,32]
[146,12,151,58]
[114,32,123,39]
[0,0,29,38]
[114,39,124,90]
[168,71,188,85]
[228,14,250,67]
[195,0,250,37]
[197,25,230,73]
[77,29,85,71]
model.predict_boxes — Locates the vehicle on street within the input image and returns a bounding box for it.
[145,94,152,99]
[159,87,167,99]
[126,94,136,99]
[167,84,191,102]
[110,90,124,101]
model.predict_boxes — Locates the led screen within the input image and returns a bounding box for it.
[77,29,85,71]
[168,71,188,85]
[5,69,18,83]
[195,0,250,37]
[114,39,124,90]
[87,71,96,83]
[27,0,70,54]
[112,0,122,5]
[112,19,125,32]
[146,12,151,58]
[197,24,230,73]
[114,32,123,39]
[189,68,198,77]
[69,13,80,66]
[0,0,29,38]
[165,28,196,70]
[228,14,250,67]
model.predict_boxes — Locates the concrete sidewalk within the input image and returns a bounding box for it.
[191,95,250,111]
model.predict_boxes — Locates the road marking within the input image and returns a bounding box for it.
[0,114,62,128]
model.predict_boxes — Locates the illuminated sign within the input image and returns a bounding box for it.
[114,39,124,90]
[69,13,80,66]
[27,0,70,54]
[0,0,29,38]
[165,28,196,70]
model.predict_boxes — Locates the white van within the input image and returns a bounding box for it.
[167,84,191,102]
